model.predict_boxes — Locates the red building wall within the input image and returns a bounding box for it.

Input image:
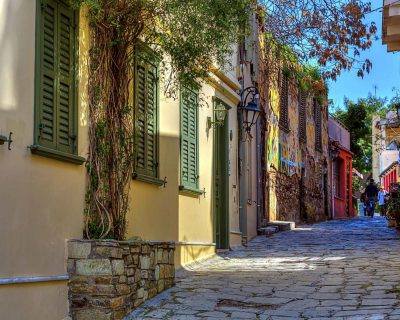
[332,148,354,219]
[381,165,398,192]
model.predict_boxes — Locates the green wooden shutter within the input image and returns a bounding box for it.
[146,63,158,178]
[134,60,147,175]
[134,52,159,178]
[180,88,199,189]
[36,0,76,154]
[57,4,75,154]
[38,0,58,149]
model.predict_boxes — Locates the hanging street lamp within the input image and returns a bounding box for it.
[238,86,261,137]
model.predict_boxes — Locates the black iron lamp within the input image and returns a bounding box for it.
[239,86,261,135]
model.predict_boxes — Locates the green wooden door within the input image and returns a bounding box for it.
[213,117,229,249]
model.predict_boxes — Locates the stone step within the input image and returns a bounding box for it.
[258,226,279,236]
[266,220,295,231]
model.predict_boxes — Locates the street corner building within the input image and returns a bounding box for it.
[0,1,245,319]
[372,112,400,190]
[378,0,400,191]
[264,70,331,225]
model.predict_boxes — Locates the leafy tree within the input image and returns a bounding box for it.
[258,0,377,79]
[333,95,387,173]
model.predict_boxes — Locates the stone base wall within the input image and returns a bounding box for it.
[303,156,328,223]
[269,154,330,224]
[67,240,175,320]
[269,168,301,223]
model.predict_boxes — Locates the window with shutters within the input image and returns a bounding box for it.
[133,48,162,184]
[32,0,83,164]
[179,87,200,193]
[298,89,307,143]
[314,99,323,151]
[279,73,289,131]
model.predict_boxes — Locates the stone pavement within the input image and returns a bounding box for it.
[126,218,400,319]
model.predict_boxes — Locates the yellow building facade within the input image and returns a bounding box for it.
[0,1,244,319]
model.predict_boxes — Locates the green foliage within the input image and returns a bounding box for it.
[386,191,400,224]
[352,175,363,194]
[333,95,388,173]
[263,32,327,98]
[72,0,251,86]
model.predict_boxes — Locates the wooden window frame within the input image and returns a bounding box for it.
[31,0,84,164]
[132,46,164,186]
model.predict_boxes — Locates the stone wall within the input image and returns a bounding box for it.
[269,168,301,222]
[266,77,331,224]
[67,240,175,320]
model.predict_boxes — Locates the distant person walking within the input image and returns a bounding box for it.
[378,187,388,216]
[365,179,378,217]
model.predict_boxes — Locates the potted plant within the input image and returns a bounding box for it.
[386,183,400,227]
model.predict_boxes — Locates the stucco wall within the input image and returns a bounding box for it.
[127,73,241,267]
[0,1,89,319]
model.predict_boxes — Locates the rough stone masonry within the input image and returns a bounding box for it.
[67,239,175,320]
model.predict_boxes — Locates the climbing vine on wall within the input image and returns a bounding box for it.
[70,0,250,240]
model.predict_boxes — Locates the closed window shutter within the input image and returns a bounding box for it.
[37,0,76,154]
[314,99,322,151]
[57,5,75,154]
[180,88,199,189]
[38,1,57,149]
[146,64,158,177]
[299,90,307,143]
[135,61,146,174]
[279,74,289,130]
[134,53,159,178]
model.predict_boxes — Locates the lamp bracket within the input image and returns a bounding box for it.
[0,132,13,150]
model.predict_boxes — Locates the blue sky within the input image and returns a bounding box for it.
[328,6,400,110]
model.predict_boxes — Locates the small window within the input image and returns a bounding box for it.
[133,48,160,181]
[298,89,307,143]
[32,0,83,164]
[279,73,289,131]
[314,99,322,151]
[180,87,199,190]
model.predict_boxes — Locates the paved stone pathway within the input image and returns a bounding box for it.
[127,218,400,319]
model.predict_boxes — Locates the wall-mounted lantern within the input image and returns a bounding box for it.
[207,100,232,129]
[238,87,260,136]
[0,132,13,150]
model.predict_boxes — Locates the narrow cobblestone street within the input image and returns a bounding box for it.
[128,218,400,319]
